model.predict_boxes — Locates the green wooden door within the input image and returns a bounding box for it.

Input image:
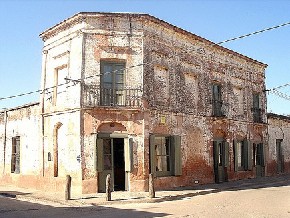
[255,143,265,177]
[213,140,228,183]
[97,138,128,192]
[97,138,114,193]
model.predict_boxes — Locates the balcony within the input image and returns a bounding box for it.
[252,108,263,123]
[212,100,225,117]
[83,84,142,108]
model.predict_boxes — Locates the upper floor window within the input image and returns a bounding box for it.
[212,83,223,117]
[100,61,125,106]
[252,93,262,123]
[11,136,20,174]
[53,65,68,106]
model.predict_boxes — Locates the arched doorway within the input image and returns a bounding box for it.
[96,122,130,192]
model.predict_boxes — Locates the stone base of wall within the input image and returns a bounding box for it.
[82,178,98,194]
[0,174,82,196]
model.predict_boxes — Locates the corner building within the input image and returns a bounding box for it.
[1,12,268,194]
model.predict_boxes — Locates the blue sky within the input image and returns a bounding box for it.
[0,0,290,114]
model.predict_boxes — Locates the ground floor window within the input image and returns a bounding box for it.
[234,140,252,171]
[150,135,182,177]
[11,136,20,174]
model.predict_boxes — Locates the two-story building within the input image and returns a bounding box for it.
[0,12,268,195]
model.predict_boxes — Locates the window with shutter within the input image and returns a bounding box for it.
[11,136,20,174]
[212,83,223,117]
[149,134,182,177]
[253,93,262,123]
[234,139,250,171]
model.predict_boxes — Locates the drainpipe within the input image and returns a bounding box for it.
[41,49,48,177]
[2,109,7,175]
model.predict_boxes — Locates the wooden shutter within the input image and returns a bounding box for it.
[233,140,238,172]
[243,140,249,170]
[213,141,219,183]
[260,143,265,167]
[149,135,155,175]
[224,141,229,168]
[93,134,97,172]
[96,138,104,172]
[247,140,253,170]
[172,135,182,176]
[15,137,20,174]
[124,138,133,172]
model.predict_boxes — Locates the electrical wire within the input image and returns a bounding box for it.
[1,19,290,105]
[217,20,290,45]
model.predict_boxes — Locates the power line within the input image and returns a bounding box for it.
[217,20,290,45]
[269,89,290,101]
[1,19,290,105]
[268,82,290,92]
[0,62,146,102]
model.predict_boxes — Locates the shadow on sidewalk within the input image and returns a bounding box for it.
[0,196,169,218]
[152,174,290,203]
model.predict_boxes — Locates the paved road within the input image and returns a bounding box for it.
[1,176,290,218]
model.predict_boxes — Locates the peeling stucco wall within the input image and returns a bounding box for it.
[267,114,290,176]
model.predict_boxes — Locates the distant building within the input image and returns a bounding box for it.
[267,113,290,176]
[0,12,269,194]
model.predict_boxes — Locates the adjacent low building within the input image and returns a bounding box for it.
[0,12,276,195]
[267,113,290,176]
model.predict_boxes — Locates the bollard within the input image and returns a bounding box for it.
[106,174,112,201]
[65,175,71,200]
[149,173,155,198]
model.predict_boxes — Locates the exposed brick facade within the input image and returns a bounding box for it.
[0,13,278,194]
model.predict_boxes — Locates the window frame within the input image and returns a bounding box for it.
[11,136,20,174]
[149,134,182,177]
[252,93,262,123]
[212,83,223,117]
[234,139,253,172]
[100,61,126,106]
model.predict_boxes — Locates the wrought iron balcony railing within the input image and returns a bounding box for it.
[252,107,263,123]
[212,100,225,117]
[83,85,142,108]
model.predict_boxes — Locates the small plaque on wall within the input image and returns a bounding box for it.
[160,115,166,124]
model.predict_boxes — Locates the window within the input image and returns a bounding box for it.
[11,136,20,174]
[150,135,182,177]
[100,61,125,106]
[253,93,262,123]
[52,66,68,106]
[234,140,253,171]
[155,137,171,172]
[212,83,223,116]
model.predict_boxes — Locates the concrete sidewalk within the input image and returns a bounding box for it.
[1,174,289,207]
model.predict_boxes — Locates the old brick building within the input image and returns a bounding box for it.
[0,12,269,194]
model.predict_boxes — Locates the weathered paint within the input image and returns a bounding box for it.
[267,113,290,176]
[0,13,273,194]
